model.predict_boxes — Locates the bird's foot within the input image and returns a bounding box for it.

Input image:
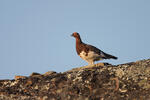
[94,63,105,67]
[70,63,111,72]
[81,63,105,69]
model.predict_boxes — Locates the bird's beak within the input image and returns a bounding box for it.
[71,34,74,37]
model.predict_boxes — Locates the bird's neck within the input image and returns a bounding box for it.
[75,37,83,55]
[75,37,82,45]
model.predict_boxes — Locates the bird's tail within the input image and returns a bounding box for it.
[103,52,118,60]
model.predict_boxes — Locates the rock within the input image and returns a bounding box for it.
[15,76,27,80]
[43,71,56,76]
[30,72,43,78]
[30,72,41,76]
[0,59,150,100]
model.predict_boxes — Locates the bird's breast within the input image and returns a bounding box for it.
[79,51,101,61]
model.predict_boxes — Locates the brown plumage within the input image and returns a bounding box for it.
[71,32,117,65]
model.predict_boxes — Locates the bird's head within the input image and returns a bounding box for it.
[71,32,80,38]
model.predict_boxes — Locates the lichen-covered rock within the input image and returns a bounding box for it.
[0,59,150,100]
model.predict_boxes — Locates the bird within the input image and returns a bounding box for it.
[71,32,118,65]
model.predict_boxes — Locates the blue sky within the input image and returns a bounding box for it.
[0,0,150,79]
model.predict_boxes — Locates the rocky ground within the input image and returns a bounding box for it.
[0,59,150,100]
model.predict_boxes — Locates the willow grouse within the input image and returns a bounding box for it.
[71,32,118,65]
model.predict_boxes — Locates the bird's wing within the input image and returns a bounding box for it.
[84,43,117,59]
[83,43,102,55]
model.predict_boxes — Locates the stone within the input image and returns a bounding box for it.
[0,59,150,100]
[43,71,56,76]
[15,76,27,80]
[30,72,41,76]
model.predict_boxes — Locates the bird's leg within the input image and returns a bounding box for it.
[72,61,104,70]
[88,61,94,65]
[81,61,100,69]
